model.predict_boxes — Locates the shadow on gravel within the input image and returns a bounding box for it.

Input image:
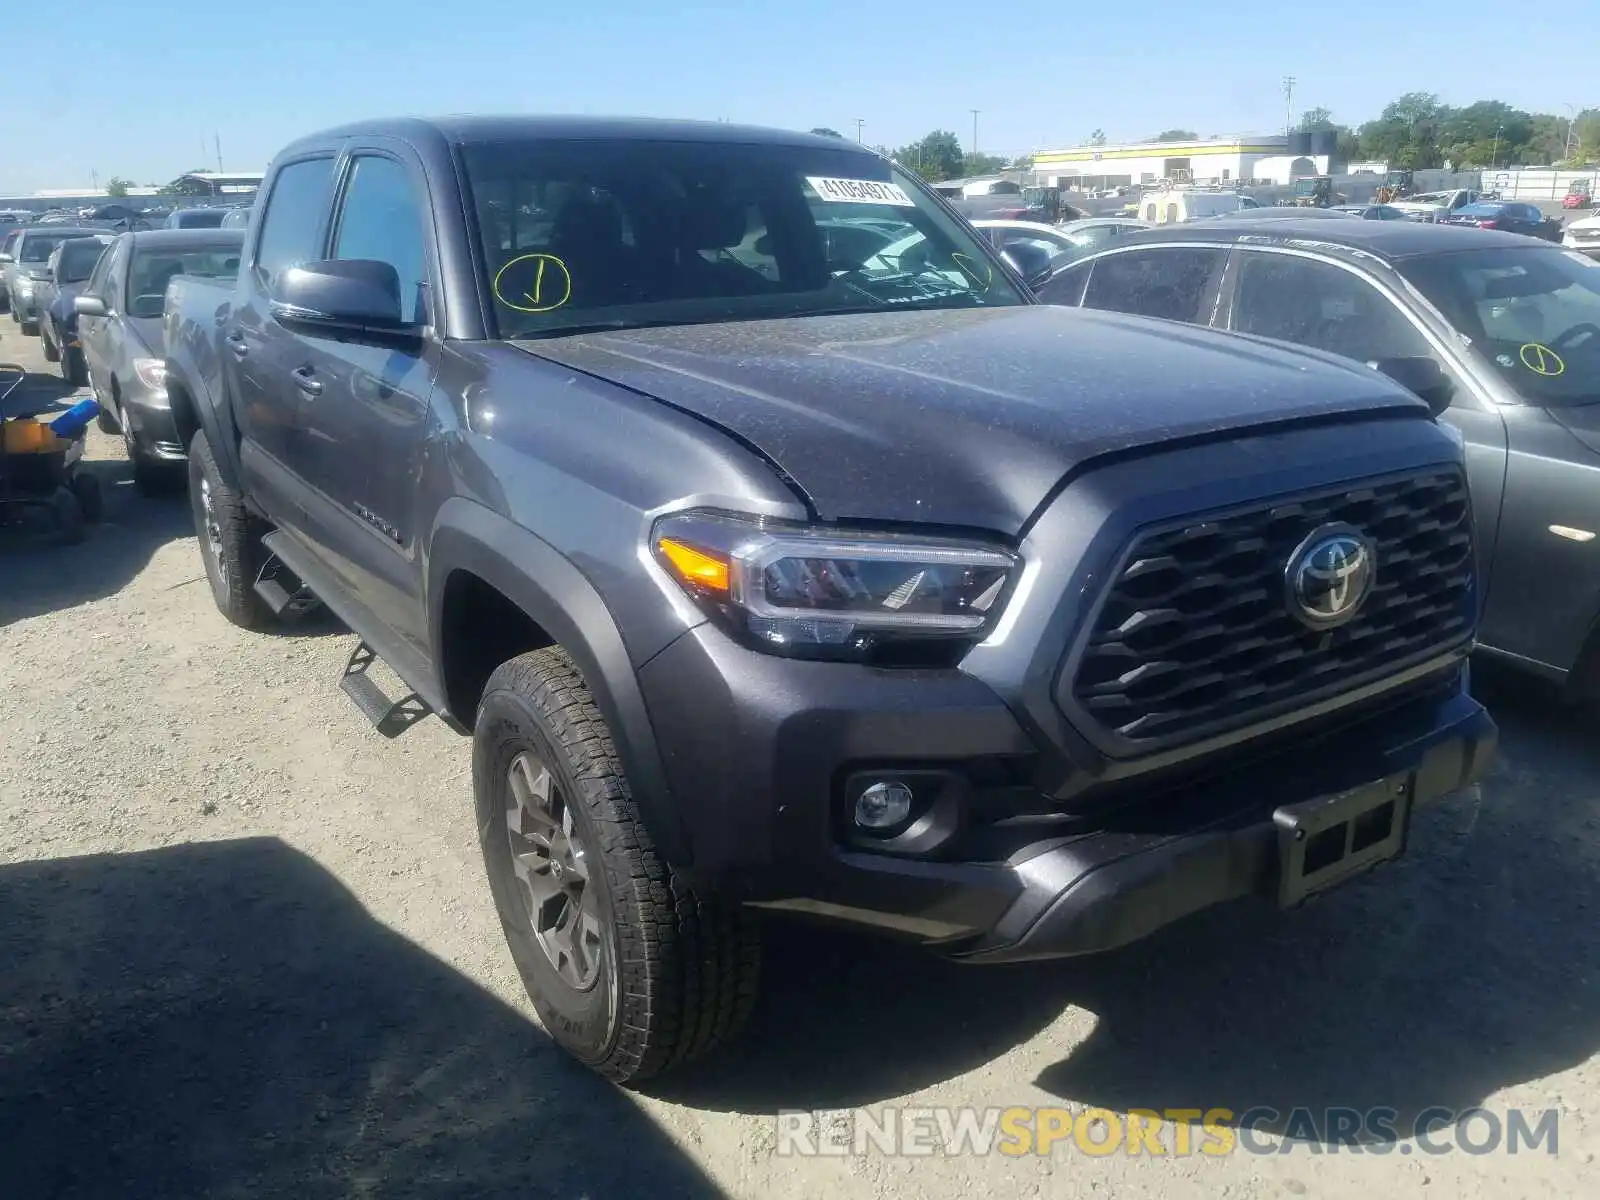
[0,838,720,1199]
[660,672,1599,1139]
[1,445,192,627]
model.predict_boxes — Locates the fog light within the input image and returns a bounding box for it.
[855,781,913,830]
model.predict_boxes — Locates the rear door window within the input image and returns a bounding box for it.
[1080,247,1226,324]
[253,157,336,294]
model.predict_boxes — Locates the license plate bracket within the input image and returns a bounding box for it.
[1273,776,1411,908]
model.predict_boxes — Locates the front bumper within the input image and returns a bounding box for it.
[639,622,1494,960]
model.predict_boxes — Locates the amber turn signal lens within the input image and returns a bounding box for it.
[657,537,730,592]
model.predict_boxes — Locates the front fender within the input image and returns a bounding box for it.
[428,498,692,867]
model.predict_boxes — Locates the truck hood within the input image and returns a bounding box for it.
[515,306,1426,532]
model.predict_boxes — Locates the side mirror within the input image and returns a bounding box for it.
[28,268,51,282]
[271,259,406,334]
[73,294,108,318]
[1001,241,1056,290]
[1373,355,1454,418]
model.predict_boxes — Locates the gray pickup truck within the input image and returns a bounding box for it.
[163,116,1496,1084]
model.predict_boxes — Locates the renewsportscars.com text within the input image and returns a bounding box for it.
[775,1106,1561,1158]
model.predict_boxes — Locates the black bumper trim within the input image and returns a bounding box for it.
[951,690,1496,962]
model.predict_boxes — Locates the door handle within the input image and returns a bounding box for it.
[225,331,248,359]
[291,365,323,398]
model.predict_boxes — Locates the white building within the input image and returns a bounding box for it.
[1030,135,1330,190]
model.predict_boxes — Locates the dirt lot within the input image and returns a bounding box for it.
[2,328,1597,1199]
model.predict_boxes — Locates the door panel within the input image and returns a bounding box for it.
[228,156,337,526]
[1477,409,1600,674]
[293,151,439,657]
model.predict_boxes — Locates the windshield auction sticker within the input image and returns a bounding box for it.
[1519,343,1565,377]
[493,253,573,314]
[807,177,915,206]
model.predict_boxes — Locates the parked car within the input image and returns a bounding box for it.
[164,116,1492,1084]
[164,207,229,229]
[1387,188,1482,222]
[1439,201,1562,241]
[1039,216,1600,696]
[1333,204,1412,220]
[972,217,1150,270]
[0,224,106,333]
[73,228,244,491]
[34,234,114,384]
[1564,211,1600,259]
[1564,180,1592,210]
[219,207,252,228]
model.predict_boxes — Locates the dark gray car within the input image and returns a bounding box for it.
[34,234,114,384]
[1038,217,1600,694]
[74,228,243,491]
[0,224,106,332]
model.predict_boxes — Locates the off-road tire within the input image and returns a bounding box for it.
[40,327,59,362]
[188,429,274,630]
[473,648,761,1085]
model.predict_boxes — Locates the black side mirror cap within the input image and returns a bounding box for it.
[270,259,408,336]
[1372,355,1454,418]
[1000,241,1056,290]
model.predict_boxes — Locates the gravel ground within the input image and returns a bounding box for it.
[2,329,1598,1199]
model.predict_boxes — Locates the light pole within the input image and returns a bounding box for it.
[1490,123,1502,171]
[1564,103,1578,162]
[853,118,864,143]
[1282,76,1296,136]
[970,109,980,157]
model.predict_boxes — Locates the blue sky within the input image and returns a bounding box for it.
[3,0,1586,192]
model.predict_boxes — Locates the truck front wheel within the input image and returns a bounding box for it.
[472,648,761,1085]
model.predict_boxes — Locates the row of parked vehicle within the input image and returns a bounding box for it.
[0,215,247,490]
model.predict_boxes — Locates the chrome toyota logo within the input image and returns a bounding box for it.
[1285,524,1376,629]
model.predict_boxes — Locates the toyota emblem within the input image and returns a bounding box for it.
[1285,524,1376,630]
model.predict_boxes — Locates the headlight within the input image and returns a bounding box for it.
[651,510,1017,663]
[132,357,168,390]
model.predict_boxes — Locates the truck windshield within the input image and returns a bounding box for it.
[1400,246,1600,405]
[57,239,108,283]
[458,137,1028,339]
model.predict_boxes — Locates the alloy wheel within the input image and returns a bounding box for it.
[505,750,604,990]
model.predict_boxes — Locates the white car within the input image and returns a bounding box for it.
[1387,189,1481,223]
[1564,212,1600,260]
[973,217,1152,265]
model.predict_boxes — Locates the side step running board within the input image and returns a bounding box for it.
[340,641,433,739]
[253,554,322,619]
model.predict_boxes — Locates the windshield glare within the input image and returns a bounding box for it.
[1400,247,1600,405]
[459,138,1026,339]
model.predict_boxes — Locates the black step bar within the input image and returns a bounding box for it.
[340,641,432,738]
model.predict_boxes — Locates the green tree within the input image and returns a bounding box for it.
[1088,129,1107,146]
[962,152,1010,176]
[1153,129,1198,142]
[104,177,133,198]
[1296,108,1337,132]
[810,127,843,138]
[893,130,964,181]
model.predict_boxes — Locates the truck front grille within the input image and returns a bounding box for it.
[1067,468,1474,749]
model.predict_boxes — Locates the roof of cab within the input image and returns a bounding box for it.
[280,115,866,156]
[1120,216,1547,260]
[123,229,246,250]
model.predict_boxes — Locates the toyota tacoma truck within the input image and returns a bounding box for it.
[163,116,1497,1084]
